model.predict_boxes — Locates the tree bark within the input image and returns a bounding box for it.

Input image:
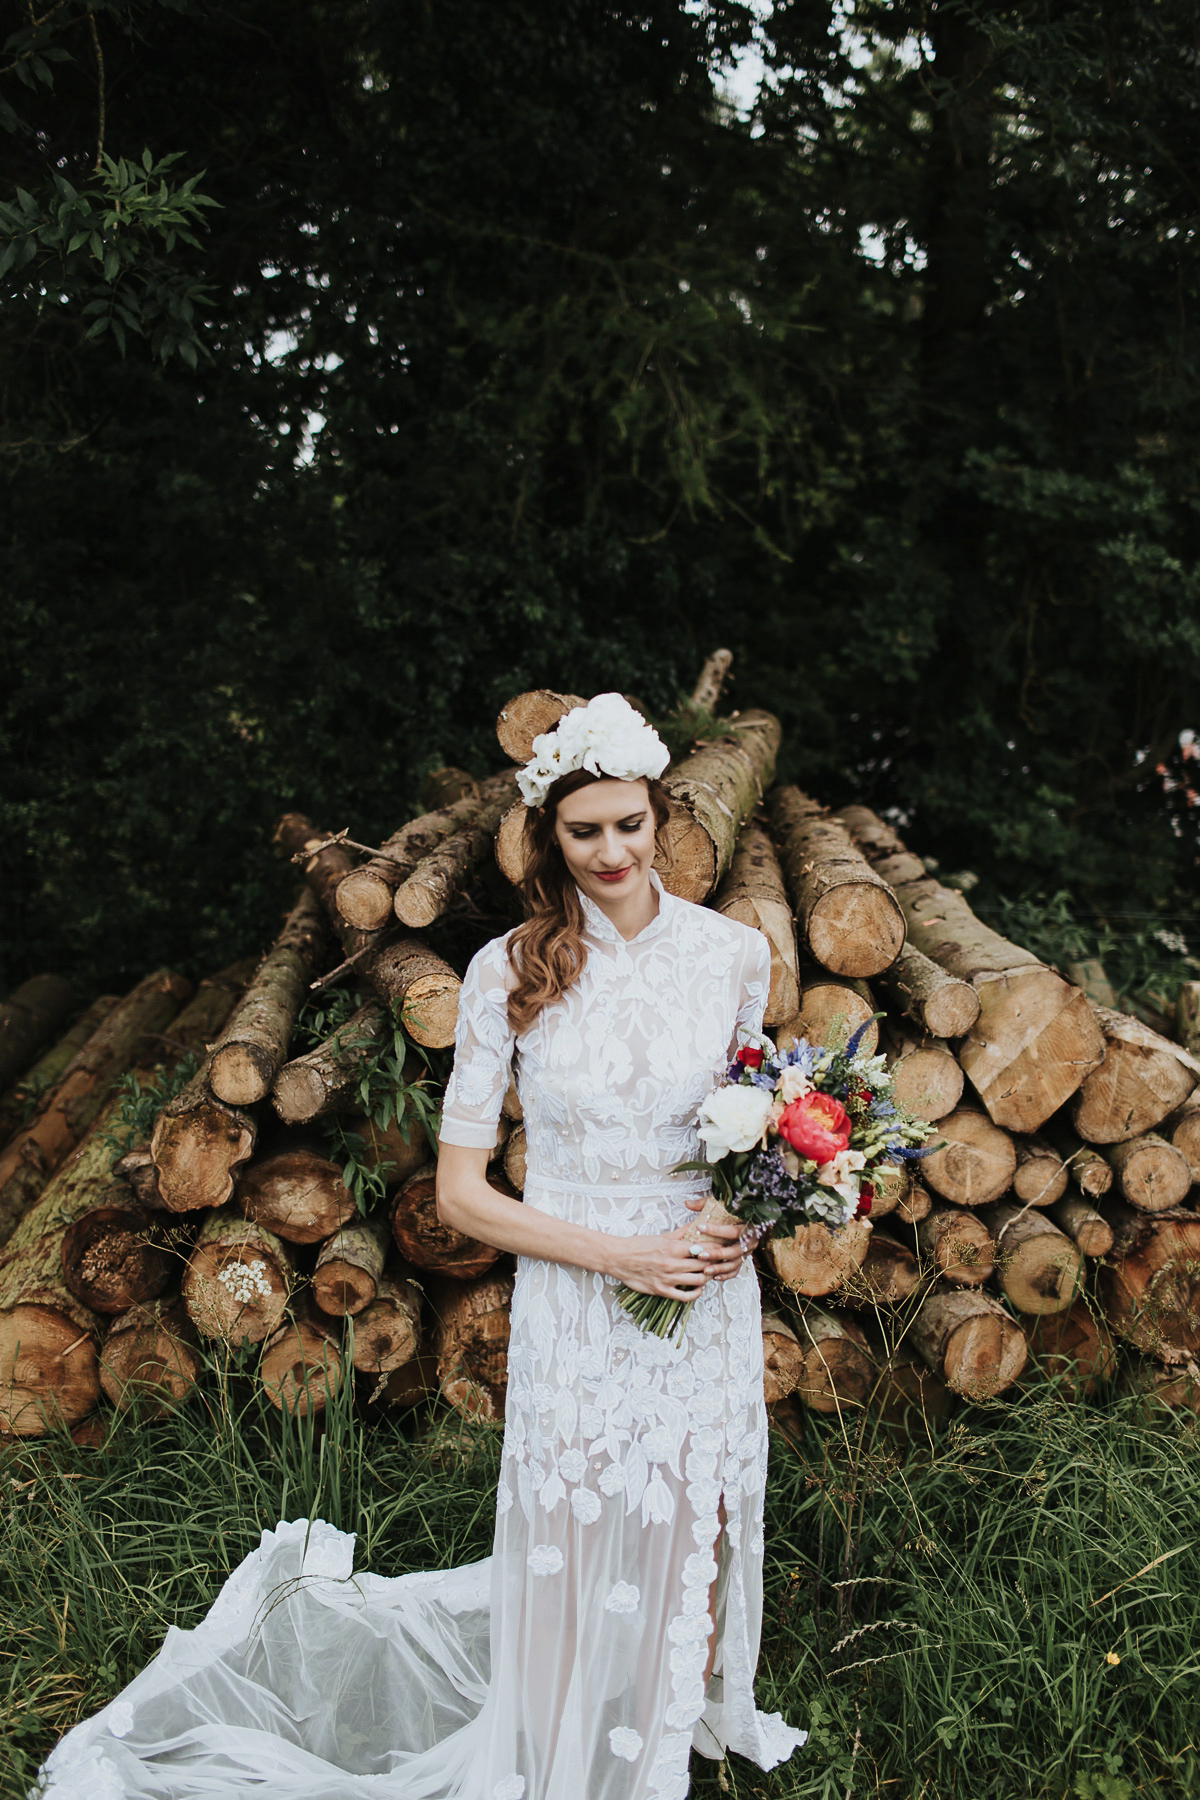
[312,1209,391,1316]
[757,1216,872,1297]
[660,711,782,902]
[869,940,980,1040]
[1097,1200,1200,1364]
[494,798,529,886]
[367,940,461,1049]
[0,974,75,1090]
[1048,1196,1114,1259]
[1041,1119,1113,1200]
[779,970,878,1056]
[768,788,905,978]
[760,1308,806,1405]
[711,816,800,1025]
[0,969,193,1246]
[235,1148,358,1244]
[100,1297,200,1416]
[150,1062,256,1214]
[980,1202,1085,1317]
[1020,1301,1116,1400]
[1012,1136,1068,1208]
[503,1123,527,1193]
[495,690,587,764]
[390,1164,505,1279]
[884,1028,964,1122]
[916,1203,996,1287]
[429,1266,514,1422]
[921,1106,1017,1207]
[208,891,327,1105]
[910,1288,1027,1399]
[1071,1005,1198,1144]
[181,1209,292,1345]
[336,789,490,930]
[690,649,734,712]
[1101,1132,1193,1213]
[1161,1093,1200,1185]
[271,1001,389,1124]
[1177,980,1200,1059]
[394,772,520,929]
[841,1230,922,1307]
[839,807,1106,1132]
[0,995,118,1150]
[790,1303,874,1415]
[1064,959,1118,1009]
[421,767,481,811]
[349,1266,423,1375]
[259,1303,345,1416]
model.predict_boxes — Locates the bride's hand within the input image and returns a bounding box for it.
[609,1209,747,1299]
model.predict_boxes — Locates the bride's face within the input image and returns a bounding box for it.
[552,779,657,908]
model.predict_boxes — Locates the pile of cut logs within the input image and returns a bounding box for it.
[2,653,1199,1444]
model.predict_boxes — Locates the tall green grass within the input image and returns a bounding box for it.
[3,1368,1197,1799]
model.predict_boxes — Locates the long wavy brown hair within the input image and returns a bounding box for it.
[506,769,672,1034]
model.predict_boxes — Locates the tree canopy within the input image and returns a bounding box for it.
[2,0,1197,990]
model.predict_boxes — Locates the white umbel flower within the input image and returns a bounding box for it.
[697,1084,775,1159]
[517,693,670,807]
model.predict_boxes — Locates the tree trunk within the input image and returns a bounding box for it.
[910,1289,1027,1399]
[1048,1196,1114,1259]
[1021,1302,1116,1400]
[921,1106,1017,1207]
[768,788,905,978]
[1012,1136,1068,1208]
[349,1266,423,1375]
[980,1202,1085,1317]
[660,711,782,902]
[207,891,327,1105]
[367,939,461,1049]
[0,969,193,1245]
[1070,1005,1198,1144]
[916,1203,996,1286]
[271,1001,389,1124]
[760,1308,806,1405]
[150,1062,256,1214]
[868,940,980,1040]
[839,807,1106,1132]
[1101,1132,1193,1213]
[842,1230,922,1306]
[235,1148,358,1244]
[312,1209,391,1316]
[779,971,877,1056]
[421,767,481,811]
[336,789,490,930]
[494,798,529,887]
[895,1180,934,1226]
[259,1304,344,1416]
[503,1123,527,1193]
[0,974,75,1089]
[1041,1119,1113,1199]
[790,1303,874,1414]
[690,648,734,712]
[181,1209,292,1344]
[495,690,587,764]
[394,772,520,929]
[429,1267,514,1421]
[100,1296,200,1416]
[1097,1200,1200,1364]
[390,1164,505,1279]
[1161,1093,1200,1184]
[711,816,800,1025]
[884,1028,964,1122]
[757,1216,872,1297]
[1177,981,1200,1059]
[0,995,118,1150]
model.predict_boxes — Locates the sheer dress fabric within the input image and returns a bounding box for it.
[37,874,806,1800]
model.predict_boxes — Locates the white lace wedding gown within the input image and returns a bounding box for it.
[39,872,806,1800]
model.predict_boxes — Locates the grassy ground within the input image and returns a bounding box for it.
[3,1361,1197,1800]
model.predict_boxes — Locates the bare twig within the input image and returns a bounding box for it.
[289,829,387,865]
[310,931,395,993]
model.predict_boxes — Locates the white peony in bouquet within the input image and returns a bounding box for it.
[616,1019,936,1341]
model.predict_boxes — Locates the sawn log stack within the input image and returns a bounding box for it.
[2,670,1197,1440]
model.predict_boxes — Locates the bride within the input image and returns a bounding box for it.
[38,694,807,1800]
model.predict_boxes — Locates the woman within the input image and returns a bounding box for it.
[38,694,805,1800]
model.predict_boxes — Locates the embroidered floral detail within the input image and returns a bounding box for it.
[106,1700,134,1738]
[605,1580,640,1614]
[570,1487,602,1524]
[609,1726,644,1761]
[493,1777,527,1799]
[557,1447,588,1482]
[526,1544,564,1576]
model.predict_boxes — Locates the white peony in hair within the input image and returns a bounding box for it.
[516,692,671,808]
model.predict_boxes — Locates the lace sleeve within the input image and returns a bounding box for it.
[438,937,516,1149]
[732,928,771,1048]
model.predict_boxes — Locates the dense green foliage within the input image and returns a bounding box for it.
[2,0,1198,992]
[3,1372,1198,1798]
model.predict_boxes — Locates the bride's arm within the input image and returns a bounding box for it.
[436,1144,744,1300]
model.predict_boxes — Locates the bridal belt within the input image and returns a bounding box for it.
[523,1171,713,1201]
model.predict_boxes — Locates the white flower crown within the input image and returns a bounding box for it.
[516,692,671,808]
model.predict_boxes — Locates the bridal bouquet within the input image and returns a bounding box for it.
[617,1020,936,1341]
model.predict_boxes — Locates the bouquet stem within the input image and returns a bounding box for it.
[616,1193,747,1343]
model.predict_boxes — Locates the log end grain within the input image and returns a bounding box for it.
[151,1103,256,1213]
[260,1316,344,1416]
[391,1166,503,1280]
[922,1108,1017,1208]
[60,1206,173,1314]
[758,1218,872,1298]
[807,882,906,980]
[961,971,1107,1135]
[336,866,396,933]
[0,1303,99,1434]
